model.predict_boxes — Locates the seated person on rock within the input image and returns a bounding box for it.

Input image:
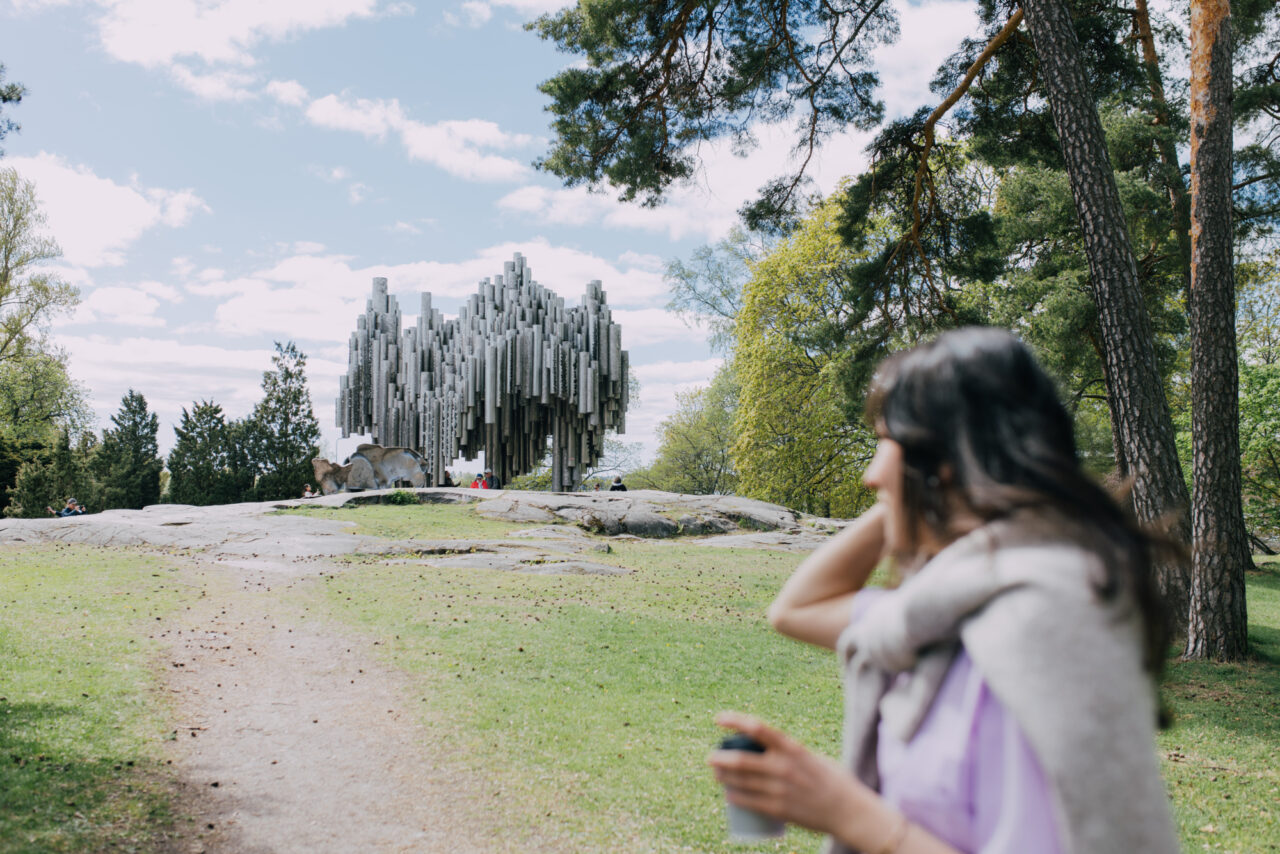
[47,497,87,517]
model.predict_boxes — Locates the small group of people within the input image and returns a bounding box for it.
[46,497,87,517]
[709,327,1180,854]
[469,470,500,489]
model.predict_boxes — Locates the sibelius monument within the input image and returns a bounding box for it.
[336,252,629,492]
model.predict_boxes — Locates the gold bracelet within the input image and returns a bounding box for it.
[874,811,910,854]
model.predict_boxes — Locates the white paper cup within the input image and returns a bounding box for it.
[725,800,786,842]
[719,733,786,842]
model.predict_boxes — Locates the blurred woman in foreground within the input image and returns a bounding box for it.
[709,327,1179,854]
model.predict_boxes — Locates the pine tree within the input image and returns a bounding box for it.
[244,342,320,501]
[94,390,162,510]
[167,400,254,505]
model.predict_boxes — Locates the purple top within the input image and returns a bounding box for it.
[852,590,1063,854]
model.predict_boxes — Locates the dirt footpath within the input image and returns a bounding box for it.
[158,556,516,854]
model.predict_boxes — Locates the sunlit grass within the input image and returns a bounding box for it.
[1158,557,1280,851]
[0,545,194,853]
[283,500,544,540]
[301,501,1280,851]
[303,539,839,851]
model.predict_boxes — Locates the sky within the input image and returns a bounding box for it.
[0,0,984,467]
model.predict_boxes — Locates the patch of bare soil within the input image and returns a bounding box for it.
[157,556,548,854]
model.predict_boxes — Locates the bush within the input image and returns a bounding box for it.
[386,489,418,506]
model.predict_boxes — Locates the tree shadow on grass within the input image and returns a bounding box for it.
[0,700,176,854]
[1162,569,1280,744]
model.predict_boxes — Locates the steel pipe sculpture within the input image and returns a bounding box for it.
[336,252,629,492]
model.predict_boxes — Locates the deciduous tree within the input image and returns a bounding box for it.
[1,167,78,366]
[733,198,877,517]
[633,364,740,495]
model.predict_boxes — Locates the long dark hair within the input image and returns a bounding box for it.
[865,327,1171,679]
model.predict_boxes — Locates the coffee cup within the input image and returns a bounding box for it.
[719,733,786,842]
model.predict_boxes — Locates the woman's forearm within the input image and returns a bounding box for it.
[767,503,887,649]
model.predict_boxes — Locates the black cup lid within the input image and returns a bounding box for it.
[719,733,765,753]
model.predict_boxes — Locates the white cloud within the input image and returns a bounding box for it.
[138,280,183,301]
[388,220,422,235]
[187,237,672,347]
[625,358,723,456]
[6,152,211,267]
[444,1,492,27]
[310,164,351,182]
[305,93,405,138]
[68,285,167,327]
[265,78,309,106]
[347,181,371,204]
[95,0,388,69]
[292,241,326,254]
[610,308,699,347]
[301,93,531,181]
[875,1,980,118]
[489,0,574,15]
[169,63,256,101]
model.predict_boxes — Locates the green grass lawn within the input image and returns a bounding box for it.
[305,503,1280,853]
[1159,556,1280,852]
[285,501,539,540]
[3,502,1277,852]
[0,545,196,853]
[308,537,838,851]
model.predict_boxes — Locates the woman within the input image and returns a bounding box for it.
[709,328,1179,854]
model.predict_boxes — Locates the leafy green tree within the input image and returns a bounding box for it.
[244,342,321,501]
[633,364,740,495]
[732,198,877,517]
[1238,362,1280,550]
[93,390,162,510]
[0,348,91,443]
[1238,250,1280,365]
[167,400,255,505]
[665,228,769,353]
[1,167,79,366]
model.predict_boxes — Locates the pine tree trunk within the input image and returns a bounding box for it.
[1184,0,1250,661]
[1020,0,1192,621]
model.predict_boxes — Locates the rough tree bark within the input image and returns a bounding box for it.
[1185,0,1251,661]
[1019,0,1192,622]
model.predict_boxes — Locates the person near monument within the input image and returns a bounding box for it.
[441,470,454,487]
[469,475,483,489]
[709,328,1179,854]
[302,484,315,498]
[483,470,499,489]
[608,476,627,492]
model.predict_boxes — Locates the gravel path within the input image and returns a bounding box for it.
[158,556,508,853]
